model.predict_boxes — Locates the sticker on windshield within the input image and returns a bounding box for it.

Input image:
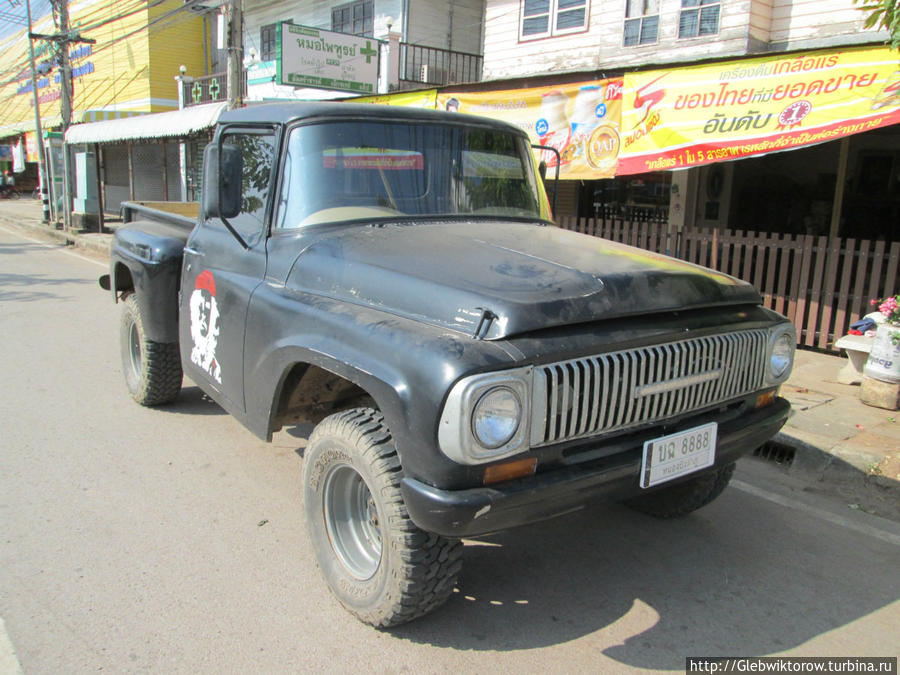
[189,270,223,384]
[322,148,424,170]
[461,151,525,178]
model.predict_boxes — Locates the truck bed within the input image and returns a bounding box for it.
[121,201,198,230]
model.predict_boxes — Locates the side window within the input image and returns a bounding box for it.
[260,24,277,61]
[220,129,277,238]
[521,0,588,40]
[678,0,720,38]
[624,0,659,46]
[332,0,373,36]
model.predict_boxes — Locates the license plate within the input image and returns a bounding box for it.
[639,422,718,489]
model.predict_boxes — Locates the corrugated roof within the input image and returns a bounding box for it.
[65,102,227,144]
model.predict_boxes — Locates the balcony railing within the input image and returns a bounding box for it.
[182,72,247,107]
[395,43,483,90]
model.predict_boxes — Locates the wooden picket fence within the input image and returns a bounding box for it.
[557,216,900,352]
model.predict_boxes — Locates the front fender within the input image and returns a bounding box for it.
[243,285,516,488]
[108,224,186,343]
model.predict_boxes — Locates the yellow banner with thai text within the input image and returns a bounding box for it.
[353,89,438,108]
[617,46,900,175]
[438,80,623,179]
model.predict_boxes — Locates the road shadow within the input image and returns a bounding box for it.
[0,242,59,255]
[0,271,92,302]
[389,489,899,668]
[156,385,227,416]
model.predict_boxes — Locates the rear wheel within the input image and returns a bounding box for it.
[303,408,462,627]
[623,463,736,518]
[120,294,182,406]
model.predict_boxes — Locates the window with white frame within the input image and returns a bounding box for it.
[520,0,589,40]
[679,0,720,38]
[332,0,374,36]
[623,0,659,46]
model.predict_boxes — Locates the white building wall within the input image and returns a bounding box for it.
[483,0,887,82]
[770,0,876,48]
[483,0,757,80]
[242,0,482,56]
[407,0,485,53]
[749,0,774,44]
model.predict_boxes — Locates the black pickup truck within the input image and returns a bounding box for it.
[101,102,794,627]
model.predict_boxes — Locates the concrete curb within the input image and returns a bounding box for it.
[0,212,112,261]
[773,428,900,521]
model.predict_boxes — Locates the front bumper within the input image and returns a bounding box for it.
[401,397,790,537]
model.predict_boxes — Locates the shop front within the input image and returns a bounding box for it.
[64,102,226,227]
[615,45,900,241]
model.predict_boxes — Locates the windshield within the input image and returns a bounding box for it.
[274,120,545,229]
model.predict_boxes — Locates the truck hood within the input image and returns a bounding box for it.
[286,220,761,340]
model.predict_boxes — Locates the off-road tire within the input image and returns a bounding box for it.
[624,462,736,518]
[120,293,182,406]
[303,408,463,628]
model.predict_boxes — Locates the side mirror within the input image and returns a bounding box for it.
[201,142,243,220]
[538,160,547,181]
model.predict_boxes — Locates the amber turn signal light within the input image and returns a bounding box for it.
[755,390,777,409]
[483,457,537,485]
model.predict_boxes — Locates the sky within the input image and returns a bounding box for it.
[0,0,54,41]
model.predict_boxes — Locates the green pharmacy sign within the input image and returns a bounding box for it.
[276,23,380,94]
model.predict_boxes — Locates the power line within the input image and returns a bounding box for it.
[1,0,198,85]
[0,0,209,110]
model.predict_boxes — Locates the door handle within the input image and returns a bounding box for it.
[183,246,203,256]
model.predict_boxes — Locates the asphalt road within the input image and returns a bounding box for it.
[1,224,898,674]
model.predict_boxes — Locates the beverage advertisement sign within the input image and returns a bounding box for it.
[618,45,900,175]
[24,131,40,163]
[277,23,380,94]
[437,79,623,179]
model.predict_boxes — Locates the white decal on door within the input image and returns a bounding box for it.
[189,270,223,383]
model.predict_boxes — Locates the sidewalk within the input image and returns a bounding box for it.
[1,199,897,519]
[0,198,116,258]
[776,350,899,520]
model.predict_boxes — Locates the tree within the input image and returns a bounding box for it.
[853,0,900,50]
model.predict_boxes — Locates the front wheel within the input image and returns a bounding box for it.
[303,408,462,627]
[623,462,736,518]
[120,294,182,406]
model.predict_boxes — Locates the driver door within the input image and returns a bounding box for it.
[180,126,278,414]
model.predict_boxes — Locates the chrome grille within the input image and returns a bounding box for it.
[532,330,768,446]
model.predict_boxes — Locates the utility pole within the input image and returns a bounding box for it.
[54,0,73,231]
[225,0,243,109]
[25,0,51,223]
[31,1,93,230]
[54,0,73,131]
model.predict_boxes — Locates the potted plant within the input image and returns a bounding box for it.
[864,294,900,383]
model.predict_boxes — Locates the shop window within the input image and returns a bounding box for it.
[679,0,720,38]
[332,1,374,37]
[521,0,589,40]
[624,0,659,46]
[588,174,671,222]
[260,23,276,61]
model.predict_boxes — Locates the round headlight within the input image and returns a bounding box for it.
[472,387,521,449]
[770,332,794,379]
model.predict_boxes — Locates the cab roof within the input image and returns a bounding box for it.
[217,101,528,137]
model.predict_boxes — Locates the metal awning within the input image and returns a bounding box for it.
[65,102,227,144]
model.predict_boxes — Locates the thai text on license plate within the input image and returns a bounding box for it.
[639,422,718,489]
